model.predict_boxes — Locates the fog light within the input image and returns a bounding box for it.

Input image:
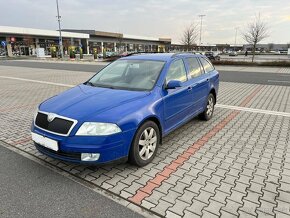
[81,153,100,161]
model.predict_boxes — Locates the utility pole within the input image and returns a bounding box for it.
[56,0,63,58]
[234,27,239,51]
[198,14,206,51]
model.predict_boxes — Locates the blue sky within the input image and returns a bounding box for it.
[2,0,290,44]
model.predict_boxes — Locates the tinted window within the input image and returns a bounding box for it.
[166,59,187,82]
[186,57,202,78]
[199,58,215,73]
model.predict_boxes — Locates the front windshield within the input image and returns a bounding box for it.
[87,60,165,91]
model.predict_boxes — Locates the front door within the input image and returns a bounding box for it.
[162,58,193,133]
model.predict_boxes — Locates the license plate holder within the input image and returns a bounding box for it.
[31,132,59,151]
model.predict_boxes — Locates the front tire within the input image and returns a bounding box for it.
[129,121,160,167]
[199,93,215,121]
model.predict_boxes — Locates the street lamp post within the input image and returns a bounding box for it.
[56,0,63,58]
[234,27,239,51]
[198,14,206,51]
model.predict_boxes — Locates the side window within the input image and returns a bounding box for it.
[186,57,202,78]
[166,59,187,82]
[199,58,215,73]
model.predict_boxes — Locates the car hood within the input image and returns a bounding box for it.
[39,84,149,120]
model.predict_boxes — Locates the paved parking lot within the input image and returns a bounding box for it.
[0,64,290,217]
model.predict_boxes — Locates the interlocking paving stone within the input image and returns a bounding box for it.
[1,65,290,217]
[186,199,208,216]
[168,199,190,216]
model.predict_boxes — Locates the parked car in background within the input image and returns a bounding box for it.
[205,51,220,61]
[31,53,219,167]
[229,51,238,56]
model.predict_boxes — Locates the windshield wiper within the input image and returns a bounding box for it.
[85,81,96,87]
[85,82,117,89]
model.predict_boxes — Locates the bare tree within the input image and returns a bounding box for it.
[242,15,269,62]
[180,23,199,51]
[115,34,124,53]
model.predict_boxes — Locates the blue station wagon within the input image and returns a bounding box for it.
[31,53,219,166]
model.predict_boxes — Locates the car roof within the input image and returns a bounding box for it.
[120,53,205,62]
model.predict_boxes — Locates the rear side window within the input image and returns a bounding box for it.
[186,57,202,78]
[166,59,187,82]
[199,58,215,73]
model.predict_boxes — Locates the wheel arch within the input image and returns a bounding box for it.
[137,115,163,144]
[209,88,217,104]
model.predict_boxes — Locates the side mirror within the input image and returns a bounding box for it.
[166,80,182,89]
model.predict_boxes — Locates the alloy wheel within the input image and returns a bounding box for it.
[206,96,214,117]
[138,127,157,160]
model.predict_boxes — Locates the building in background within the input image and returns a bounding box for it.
[0,26,89,57]
[62,29,171,54]
[0,26,289,57]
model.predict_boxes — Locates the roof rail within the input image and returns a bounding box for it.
[127,51,165,56]
[171,52,197,58]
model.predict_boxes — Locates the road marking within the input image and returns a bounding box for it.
[216,104,290,117]
[268,80,290,84]
[0,76,74,87]
[128,86,264,205]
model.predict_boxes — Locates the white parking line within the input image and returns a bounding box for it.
[1,75,290,118]
[216,104,290,117]
[0,76,74,87]
[268,80,290,84]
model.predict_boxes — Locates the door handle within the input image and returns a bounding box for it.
[187,86,192,91]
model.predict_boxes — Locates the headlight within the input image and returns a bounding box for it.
[76,122,122,136]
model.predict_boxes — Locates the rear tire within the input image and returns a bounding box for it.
[129,121,160,167]
[199,93,215,121]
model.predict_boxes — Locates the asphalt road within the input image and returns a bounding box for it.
[0,60,290,86]
[0,144,143,218]
[219,71,290,86]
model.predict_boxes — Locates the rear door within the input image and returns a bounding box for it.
[198,57,216,109]
[185,57,210,113]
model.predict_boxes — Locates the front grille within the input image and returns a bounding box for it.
[35,112,74,135]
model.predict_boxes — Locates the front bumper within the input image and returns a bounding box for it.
[31,124,136,164]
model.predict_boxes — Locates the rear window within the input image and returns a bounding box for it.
[199,58,215,73]
[186,57,202,78]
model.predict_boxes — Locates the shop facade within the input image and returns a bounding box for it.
[0,26,89,57]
